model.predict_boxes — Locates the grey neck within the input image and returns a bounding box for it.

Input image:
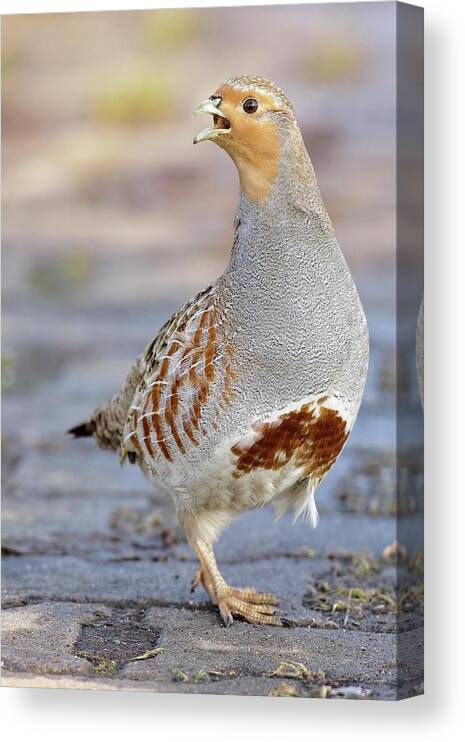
[226,130,335,277]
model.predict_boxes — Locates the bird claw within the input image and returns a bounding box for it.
[190,569,202,594]
[216,587,282,627]
[191,547,285,626]
[280,616,298,628]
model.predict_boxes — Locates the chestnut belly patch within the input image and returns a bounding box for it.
[231,400,348,481]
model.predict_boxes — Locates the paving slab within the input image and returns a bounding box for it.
[1,600,423,699]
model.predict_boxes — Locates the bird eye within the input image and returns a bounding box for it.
[243,98,258,114]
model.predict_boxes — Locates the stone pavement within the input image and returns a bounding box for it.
[1,256,423,699]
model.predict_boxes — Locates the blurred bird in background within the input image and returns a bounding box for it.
[69,75,369,627]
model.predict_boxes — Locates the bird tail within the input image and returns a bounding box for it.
[67,420,95,438]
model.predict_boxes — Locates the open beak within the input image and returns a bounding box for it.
[193,96,231,144]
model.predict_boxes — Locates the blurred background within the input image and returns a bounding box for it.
[2,3,400,272]
[2,2,402,421]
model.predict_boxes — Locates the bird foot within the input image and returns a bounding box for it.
[216,585,281,627]
[191,568,215,600]
[190,569,203,593]
[191,569,281,626]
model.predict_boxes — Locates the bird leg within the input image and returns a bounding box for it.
[191,566,216,601]
[192,539,280,627]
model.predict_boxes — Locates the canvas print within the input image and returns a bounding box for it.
[1,2,424,700]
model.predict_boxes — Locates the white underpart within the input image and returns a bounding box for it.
[128,375,353,542]
[293,480,319,528]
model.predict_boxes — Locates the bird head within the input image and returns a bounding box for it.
[193,75,298,204]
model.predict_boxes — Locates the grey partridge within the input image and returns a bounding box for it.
[69,75,369,627]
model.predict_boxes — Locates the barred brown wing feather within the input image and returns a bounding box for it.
[123,283,236,466]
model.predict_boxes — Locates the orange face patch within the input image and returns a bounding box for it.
[213,85,281,204]
[231,402,348,482]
